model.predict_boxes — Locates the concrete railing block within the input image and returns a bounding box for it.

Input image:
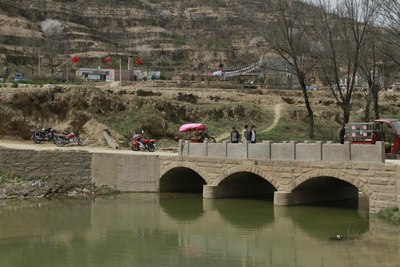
[248,141,271,159]
[295,141,322,161]
[227,142,247,159]
[351,141,385,163]
[207,143,226,158]
[322,141,351,162]
[271,141,296,160]
[189,142,206,157]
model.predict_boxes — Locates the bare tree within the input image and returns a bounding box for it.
[41,19,68,76]
[312,0,378,126]
[379,0,400,67]
[233,0,318,138]
[266,1,319,138]
[359,26,386,121]
[26,23,41,78]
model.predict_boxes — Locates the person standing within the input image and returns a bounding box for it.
[230,126,240,143]
[250,125,256,143]
[241,125,249,143]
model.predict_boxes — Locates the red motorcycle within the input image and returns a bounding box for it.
[53,130,86,147]
[131,132,156,152]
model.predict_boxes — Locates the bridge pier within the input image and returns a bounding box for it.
[203,184,248,199]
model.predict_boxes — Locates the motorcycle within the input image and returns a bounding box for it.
[32,127,56,144]
[131,132,156,152]
[53,130,86,147]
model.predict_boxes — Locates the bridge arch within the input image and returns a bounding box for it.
[281,169,374,209]
[215,165,279,189]
[160,166,207,193]
[210,167,277,199]
[288,169,374,198]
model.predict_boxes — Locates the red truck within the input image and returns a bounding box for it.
[344,119,400,158]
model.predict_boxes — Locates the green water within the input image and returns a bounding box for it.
[0,193,399,267]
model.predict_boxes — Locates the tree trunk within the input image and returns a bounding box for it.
[299,79,314,139]
[343,105,351,125]
[364,89,373,122]
[373,86,380,119]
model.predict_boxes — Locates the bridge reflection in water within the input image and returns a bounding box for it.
[1,194,387,267]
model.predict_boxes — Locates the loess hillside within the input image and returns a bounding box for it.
[1,82,399,149]
[0,0,311,75]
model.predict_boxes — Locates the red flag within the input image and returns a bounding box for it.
[136,57,142,65]
[105,56,111,63]
[72,56,79,63]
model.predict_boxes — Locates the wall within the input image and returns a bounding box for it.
[0,148,92,186]
[92,153,160,192]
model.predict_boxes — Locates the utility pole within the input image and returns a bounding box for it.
[119,57,122,86]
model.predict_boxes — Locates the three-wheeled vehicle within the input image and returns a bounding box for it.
[179,123,216,143]
[344,118,400,158]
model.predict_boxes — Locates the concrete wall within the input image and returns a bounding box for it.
[180,140,385,163]
[0,148,160,192]
[0,148,93,186]
[92,153,160,192]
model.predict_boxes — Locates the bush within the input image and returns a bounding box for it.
[377,207,400,224]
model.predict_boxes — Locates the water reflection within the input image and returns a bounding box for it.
[0,194,399,267]
[159,193,204,222]
[275,205,369,240]
[205,198,274,229]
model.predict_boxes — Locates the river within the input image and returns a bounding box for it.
[0,193,399,267]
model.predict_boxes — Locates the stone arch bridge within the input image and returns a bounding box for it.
[0,141,399,214]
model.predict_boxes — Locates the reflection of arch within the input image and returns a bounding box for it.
[159,193,204,222]
[278,205,369,240]
[216,166,278,189]
[214,198,274,229]
[289,169,374,198]
[160,167,206,193]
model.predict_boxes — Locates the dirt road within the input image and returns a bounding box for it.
[0,139,177,156]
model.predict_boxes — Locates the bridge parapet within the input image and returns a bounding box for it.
[179,140,385,163]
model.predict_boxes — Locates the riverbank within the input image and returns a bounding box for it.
[377,207,400,225]
[0,169,118,199]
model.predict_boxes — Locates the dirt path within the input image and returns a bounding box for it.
[0,139,176,156]
[215,103,282,141]
[259,103,282,134]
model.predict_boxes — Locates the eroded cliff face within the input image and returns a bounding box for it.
[0,83,275,145]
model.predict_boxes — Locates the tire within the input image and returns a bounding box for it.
[131,144,139,151]
[54,136,66,147]
[78,138,86,146]
[147,144,155,152]
[33,134,43,144]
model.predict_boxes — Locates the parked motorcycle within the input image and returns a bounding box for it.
[131,132,156,152]
[53,130,86,147]
[32,127,56,144]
